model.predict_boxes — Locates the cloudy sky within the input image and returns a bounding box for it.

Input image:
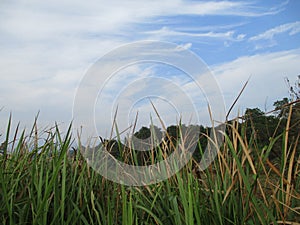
[0,0,300,140]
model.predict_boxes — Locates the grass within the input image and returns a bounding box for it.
[0,114,299,224]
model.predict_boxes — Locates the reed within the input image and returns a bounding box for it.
[0,113,299,224]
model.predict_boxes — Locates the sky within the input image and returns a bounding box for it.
[0,0,300,141]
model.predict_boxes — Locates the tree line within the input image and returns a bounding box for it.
[95,76,300,164]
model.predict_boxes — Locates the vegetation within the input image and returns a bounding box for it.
[0,77,299,224]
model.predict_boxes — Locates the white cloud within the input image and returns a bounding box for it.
[0,1,284,44]
[91,48,300,135]
[237,34,246,40]
[211,48,300,117]
[176,43,192,51]
[249,21,300,41]
[145,27,246,42]
[0,0,292,138]
[249,21,300,48]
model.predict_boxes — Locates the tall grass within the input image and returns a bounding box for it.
[0,114,299,224]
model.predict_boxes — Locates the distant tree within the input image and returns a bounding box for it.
[134,126,151,140]
[129,125,163,165]
[285,76,300,156]
[187,124,209,161]
[285,75,300,100]
[243,107,282,158]
[134,125,162,141]
[166,125,180,141]
[271,76,300,159]
[245,107,264,117]
[244,108,266,142]
[273,97,289,118]
[99,137,122,159]
[282,75,300,130]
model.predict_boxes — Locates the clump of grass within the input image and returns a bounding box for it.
[0,111,299,224]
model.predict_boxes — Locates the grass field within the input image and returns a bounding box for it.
[0,114,299,225]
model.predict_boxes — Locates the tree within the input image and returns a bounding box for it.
[134,126,151,140]
[285,75,300,100]
[134,125,162,141]
[273,76,300,159]
[273,97,289,118]
[243,108,282,159]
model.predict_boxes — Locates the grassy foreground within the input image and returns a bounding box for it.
[0,116,299,225]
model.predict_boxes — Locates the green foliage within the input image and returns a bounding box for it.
[1,78,300,224]
[134,126,151,140]
[0,114,299,224]
[273,97,289,118]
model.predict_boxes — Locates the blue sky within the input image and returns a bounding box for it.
[0,0,300,139]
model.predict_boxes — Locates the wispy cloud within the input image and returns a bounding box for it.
[212,48,300,114]
[249,21,300,48]
[0,0,285,42]
[156,1,285,17]
[0,0,294,136]
[249,21,300,41]
[90,48,300,135]
[145,27,246,42]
